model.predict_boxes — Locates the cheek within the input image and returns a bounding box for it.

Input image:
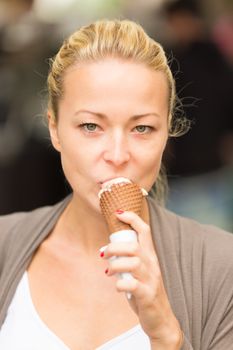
[137,136,167,183]
[143,150,163,175]
[59,137,93,182]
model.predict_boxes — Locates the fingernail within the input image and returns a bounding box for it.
[116,209,124,214]
[105,268,109,274]
[100,251,104,258]
[99,245,107,254]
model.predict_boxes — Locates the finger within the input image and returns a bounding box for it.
[102,241,140,259]
[116,210,149,234]
[116,277,148,300]
[107,256,141,276]
[115,211,155,253]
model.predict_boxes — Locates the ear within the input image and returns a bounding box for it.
[47,111,61,152]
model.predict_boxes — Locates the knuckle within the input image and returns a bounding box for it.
[153,268,162,284]
[133,256,141,269]
[147,256,157,268]
[143,222,150,233]
[131,278,139,291]
[130,242,140,255]
[116,279,125,291]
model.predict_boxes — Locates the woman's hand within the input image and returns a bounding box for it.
[101,210,183,349]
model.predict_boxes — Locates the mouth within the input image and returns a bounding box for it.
[98,177,132,189]
[97,177,148,199]
[98,178,116,189]
[98,177,116,185]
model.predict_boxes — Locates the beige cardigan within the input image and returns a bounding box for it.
[0,195,233,349]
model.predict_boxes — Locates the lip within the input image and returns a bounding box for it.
[98,177,118,188]
[98,176,132,188]
[99,177,115,184]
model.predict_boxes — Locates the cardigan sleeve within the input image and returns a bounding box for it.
[181,335,194,349]
[177,223,233,350]
[148,199,233,350]
[197,225,233,349]
[208,297,233,349]
[0,213,27,274]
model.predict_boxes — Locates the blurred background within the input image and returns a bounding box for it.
[0,0,232,231]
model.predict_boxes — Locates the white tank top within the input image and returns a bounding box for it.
[0,273,150,349]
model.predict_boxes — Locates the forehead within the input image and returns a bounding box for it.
[64,58,168,89]
[60,58,169,115]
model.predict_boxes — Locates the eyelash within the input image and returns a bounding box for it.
[134,125,153,134]
[79,123,154,134]
[79,123,98,132]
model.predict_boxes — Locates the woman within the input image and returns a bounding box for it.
[0,19,233,350]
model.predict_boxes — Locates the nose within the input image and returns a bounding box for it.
[103,130,130,167]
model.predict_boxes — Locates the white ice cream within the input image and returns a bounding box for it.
[98,177,148,198]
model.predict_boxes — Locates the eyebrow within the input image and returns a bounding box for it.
[74,109,160,120]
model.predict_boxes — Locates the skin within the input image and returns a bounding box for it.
[48,58,182,348]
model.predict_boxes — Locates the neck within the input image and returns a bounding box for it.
[59,198,109,255]
[56,194,150,255]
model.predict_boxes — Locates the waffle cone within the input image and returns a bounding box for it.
[100,182,144,233]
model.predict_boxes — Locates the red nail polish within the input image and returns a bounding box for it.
[100,251,104,258]
[116,209,124,214]
[105,268,109,274]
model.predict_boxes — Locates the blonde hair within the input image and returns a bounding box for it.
[47,19,189,203]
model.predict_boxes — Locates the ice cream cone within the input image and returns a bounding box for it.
[99,178,146,234]
[98,178,147,299]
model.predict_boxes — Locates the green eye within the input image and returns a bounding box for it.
[135,125,152,133]
[81,123,97,132]
[136,125,146,133]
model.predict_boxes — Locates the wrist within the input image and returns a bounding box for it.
[150,326,183,350]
